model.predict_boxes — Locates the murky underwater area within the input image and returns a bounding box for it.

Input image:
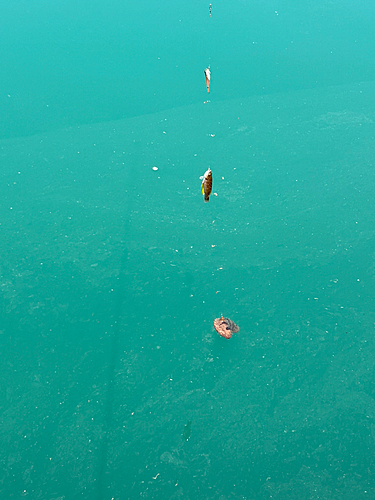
[1,82,375,499]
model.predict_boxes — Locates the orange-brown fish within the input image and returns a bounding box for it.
[213,315,240,339]
[204,67,211,93]
[200,167,213,202]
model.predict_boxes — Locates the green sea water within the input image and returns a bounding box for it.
[1,1,375,499]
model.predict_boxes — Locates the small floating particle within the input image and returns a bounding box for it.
[210,134,215,137]
[152,166,159,171]
[213,192,218,196]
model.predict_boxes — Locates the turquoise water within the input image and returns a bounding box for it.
[1,1,375,499]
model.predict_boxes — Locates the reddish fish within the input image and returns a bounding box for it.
[213,315,240,339]
[204,67,211,93]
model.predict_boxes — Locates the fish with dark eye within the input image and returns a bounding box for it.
[213,315,240,339]
[200,167,213,202]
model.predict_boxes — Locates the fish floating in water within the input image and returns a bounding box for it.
[183,420,192,441]
[204,67,211,93]
[213,315,240,339]
[200,167,213,202]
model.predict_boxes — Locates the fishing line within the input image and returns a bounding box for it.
[96,249,129,500]
[95,142,137,500]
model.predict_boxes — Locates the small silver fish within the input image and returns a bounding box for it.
[183,420,192,441]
